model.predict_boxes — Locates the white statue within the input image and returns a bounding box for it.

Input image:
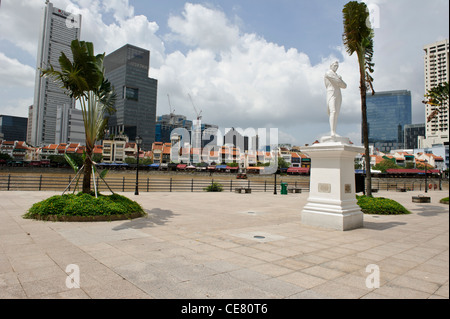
[324,61,347,137]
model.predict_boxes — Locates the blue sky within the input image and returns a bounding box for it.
[0,0,449,147]
[131,0,349,63]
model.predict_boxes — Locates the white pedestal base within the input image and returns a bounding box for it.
[301,139,364,231]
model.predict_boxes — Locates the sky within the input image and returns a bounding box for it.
[0,0,449,147]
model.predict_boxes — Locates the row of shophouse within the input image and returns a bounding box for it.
[0,138,446,172]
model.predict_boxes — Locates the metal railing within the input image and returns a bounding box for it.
[0,174,443,193]
[368,180,443,192]
[0,174,310,193]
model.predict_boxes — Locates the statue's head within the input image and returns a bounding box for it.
[330,61,339,71]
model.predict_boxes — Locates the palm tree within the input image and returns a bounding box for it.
[423,81,449,124]
[41,40,116,194]
[342,1,375,196]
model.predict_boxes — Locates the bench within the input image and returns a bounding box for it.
[235,188,252,194]
[396,188,407,192]
[288,188,302,194]
[412,196,431,203]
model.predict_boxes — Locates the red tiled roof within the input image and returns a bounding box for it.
[152,142,164,151]
[42,144,58,150]
[93,145,103,154]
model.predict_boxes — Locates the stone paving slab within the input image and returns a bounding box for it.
[0,190,448,299]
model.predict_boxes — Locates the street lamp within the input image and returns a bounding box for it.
[135,135,143,195]
[424,159,428,194]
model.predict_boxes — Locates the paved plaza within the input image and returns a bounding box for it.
[0,190,448,299]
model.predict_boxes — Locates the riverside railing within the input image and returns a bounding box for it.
[0,174,443,193]
[0,175,310,193]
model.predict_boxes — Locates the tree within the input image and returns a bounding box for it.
[372,159,400,173]
[423,82,449,124]
[278,157,290,169]
[342,1,375,196]
[41,40,116,194]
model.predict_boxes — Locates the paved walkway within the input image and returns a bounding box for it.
[0,190,448,299]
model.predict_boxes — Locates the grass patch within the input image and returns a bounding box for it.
[23,192,146,222]
[204,182,223,192]
[440,197,449,205]
[356,195,411,215]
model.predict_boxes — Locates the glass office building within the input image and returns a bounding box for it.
[365,90,412,152]
[0,115,28,141]
[404,123,425,149]
[104,44,158,151]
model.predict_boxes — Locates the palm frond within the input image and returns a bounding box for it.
[64,153,79,173]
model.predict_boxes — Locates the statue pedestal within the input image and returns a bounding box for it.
[301,138,364,231]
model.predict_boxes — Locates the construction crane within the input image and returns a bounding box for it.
[188,93,202,121]
[167,94,176,125]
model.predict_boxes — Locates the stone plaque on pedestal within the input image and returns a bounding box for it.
[301,137,364,231]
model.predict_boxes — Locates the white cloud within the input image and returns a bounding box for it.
[0,53,35,87]
[167,3,240,52]
[0,0,43,56]
[0,97,32,118]
[101,0,134,22]
[63,1,165,67]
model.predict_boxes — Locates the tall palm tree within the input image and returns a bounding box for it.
[342,1,375,196]
[41,40,116,194]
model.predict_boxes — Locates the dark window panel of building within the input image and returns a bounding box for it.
[0,115,28,142]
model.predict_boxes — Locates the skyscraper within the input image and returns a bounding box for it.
[365,90,412,153]
[29,1,81,147]
[422,39,449,147]
[404,123,425,149]
[104,44,158,151]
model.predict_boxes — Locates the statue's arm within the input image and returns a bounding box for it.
[325,71,347,89]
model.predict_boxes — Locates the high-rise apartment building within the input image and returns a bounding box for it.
[104,44,158,151]
[422,39,449,147]
[29,1,81,147]
[365,90,412,153]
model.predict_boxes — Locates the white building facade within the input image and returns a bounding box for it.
[420,39,449,148]
[29,1,81,147]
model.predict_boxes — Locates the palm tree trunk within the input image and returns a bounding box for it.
[359,54,372,197]
[83,148,93,194]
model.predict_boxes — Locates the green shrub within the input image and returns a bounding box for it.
[23,192,145,220]
[356,195,411,215]
[440,197,449,204]
[204,182,223,192]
